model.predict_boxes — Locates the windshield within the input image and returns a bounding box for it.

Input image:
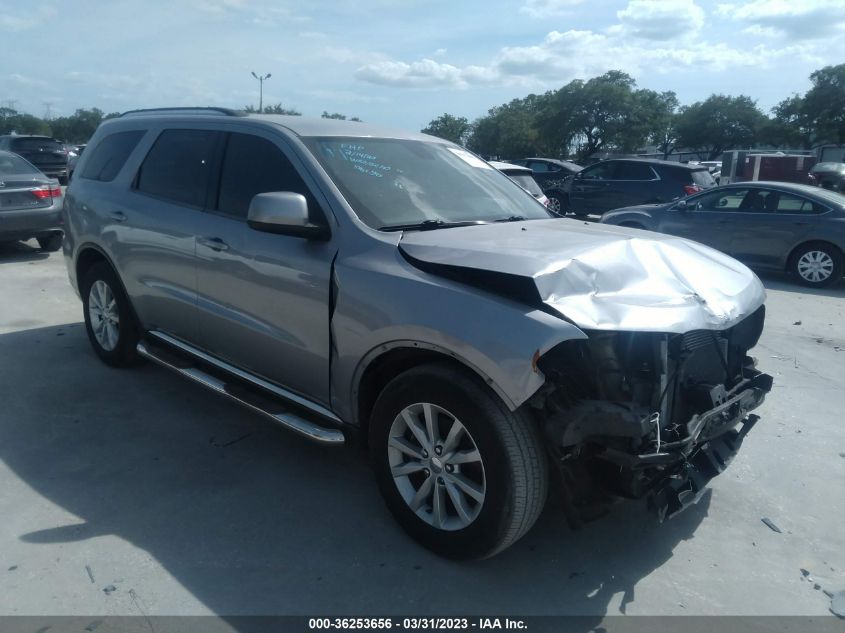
[9,137,63,152]
[812,162,845,173]
[505,172,544,196]
[305,137,551,229]
[0,152,40,176]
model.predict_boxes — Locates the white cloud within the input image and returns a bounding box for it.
[617,0,705,40]
[356,23,822,89]
[717,0,845,40]
[519,0,584,18]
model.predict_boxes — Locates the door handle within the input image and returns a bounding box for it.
[198,236,229,252]
[110,211,127,222]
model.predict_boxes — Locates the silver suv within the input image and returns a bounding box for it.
[63,108,773,559]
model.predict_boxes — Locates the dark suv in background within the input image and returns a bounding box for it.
[509,158,582,214]
[563,158,715,217]
[0,135,70,184]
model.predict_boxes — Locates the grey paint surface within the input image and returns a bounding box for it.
[601,182,845,274]
[63,113,767,420]
[1,243,843,616]
[399,219,765,333]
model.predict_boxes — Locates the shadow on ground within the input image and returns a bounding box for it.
[757,270,845,298]
[0,241,50,264]
[0,324,711,623]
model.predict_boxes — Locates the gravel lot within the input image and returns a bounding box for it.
[0,239,843,618]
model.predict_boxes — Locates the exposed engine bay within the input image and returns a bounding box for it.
[531,305,773,523]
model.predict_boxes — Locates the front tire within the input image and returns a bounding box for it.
[370,363,548,559]
[81,262,141,366]
[789,242,843,288]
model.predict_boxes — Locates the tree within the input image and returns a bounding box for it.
[421,113,470,145]
[321,111,361,121]
[802,63,845,145]
[244,103,301,115]
[49,108,106,143]
[675,94,764,159]
[639,90,679,159]
[0,108,51,136]
[761,95,814,148]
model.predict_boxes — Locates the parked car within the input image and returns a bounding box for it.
[601,182,845,287]
[489,161,550,208]
[509,157,582,213]
[808,162,845,192]
[0,150,64,251]
[0,135,70,184]
[563,158,716,217]
[64,108,772,559]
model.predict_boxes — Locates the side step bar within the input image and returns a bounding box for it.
[136,339,345,445]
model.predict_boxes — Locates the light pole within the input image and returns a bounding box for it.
[251,71,271,113]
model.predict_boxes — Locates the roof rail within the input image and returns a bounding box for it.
[119,107,246,118]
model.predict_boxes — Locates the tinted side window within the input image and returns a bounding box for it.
[216,132,320,221]
[615,162,655,180]
[136,129,220,207]
[769,191,825,215]
[528,161,550,173]
[80,131,145,182]
[581,162,617,180]
[692,189,749,211]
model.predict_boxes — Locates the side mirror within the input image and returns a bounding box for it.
[247,192,329,240]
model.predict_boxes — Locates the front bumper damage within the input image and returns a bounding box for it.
[597,369,772,521]
[533,307,773,525]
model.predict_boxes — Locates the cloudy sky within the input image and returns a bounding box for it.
[2,0,844,130]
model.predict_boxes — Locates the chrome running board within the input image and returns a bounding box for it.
[137,336,345,445]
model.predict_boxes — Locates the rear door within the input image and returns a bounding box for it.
[727,188,823,269]
[570,162,618,213]
[607,161,661,210]
[192,129,336,404]
[115,128,221,342]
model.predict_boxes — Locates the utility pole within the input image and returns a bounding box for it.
[43,102,54,120]
[250,71,271,113]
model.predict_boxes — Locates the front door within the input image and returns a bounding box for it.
[658,187,748,253]
[193,129,336,405]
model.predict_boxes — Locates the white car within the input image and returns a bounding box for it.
[489,161,550,209]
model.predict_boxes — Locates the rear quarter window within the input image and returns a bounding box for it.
[80,130,145,182]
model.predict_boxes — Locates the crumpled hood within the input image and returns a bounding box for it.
[398,218,766,333]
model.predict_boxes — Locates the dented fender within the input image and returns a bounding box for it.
[329,243,586,424]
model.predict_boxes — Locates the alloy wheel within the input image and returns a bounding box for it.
[387,402,486,531]
[88,280,120,351]
[797,250,834,283]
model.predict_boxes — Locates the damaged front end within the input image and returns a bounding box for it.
[531,305,773,524]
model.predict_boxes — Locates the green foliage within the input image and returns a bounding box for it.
[321,111,361,121]
[803,63,845,145]
[244,103,301,115]
[675,95,764,159]
[421,113,471,145]
[0,108,52,136]
[49,108,106,143]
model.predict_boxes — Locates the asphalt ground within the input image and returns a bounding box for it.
[0,239,843,618]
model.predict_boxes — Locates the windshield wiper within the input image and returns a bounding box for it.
[494,215,527,222]
[379,219,488,232]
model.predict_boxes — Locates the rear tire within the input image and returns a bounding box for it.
[81,262,141,367]
[369,363,548,559]
[789,242,844,288]
[37,233,63,252]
